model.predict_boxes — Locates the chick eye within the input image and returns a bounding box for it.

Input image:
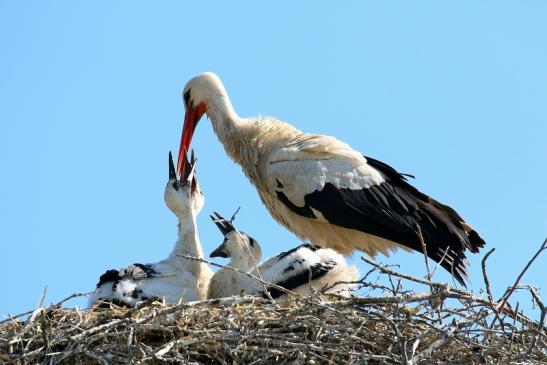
[171,181,179,191]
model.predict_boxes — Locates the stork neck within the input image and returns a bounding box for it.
[208,110,261,178]
[169,213,204,265]
[229,250,260,273]
[205,90,252,161]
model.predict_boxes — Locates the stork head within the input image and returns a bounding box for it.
[164,150,204,218]
[209,211,262,267]
[177,72,231,176]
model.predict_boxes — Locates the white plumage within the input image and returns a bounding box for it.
[177,72,486,285]
[207,212,358,300]
[88,151,213,307]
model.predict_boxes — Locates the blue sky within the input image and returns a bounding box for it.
[1,2,545,318]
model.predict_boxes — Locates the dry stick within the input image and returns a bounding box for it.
[481,250,501,328]
[481,248,496,303]
[1,292,91,325]
[4,293,545,364]
[155,338,200,358]
[409,317,476,365]
[508,301,520,358]
[64,296,269,347]
[338,289,450,306]
[236,229,278,305]
[480,248,503,351]
[361,255,544,333]
[429,247,450,280]
[527,286,546,330]
[361,307,406,363]
[361,256,460,294]
[526,286,546,356]
[2,310,35,325]
[38,285,48,308]
[416,225,432,282]
[497,237,547,307]
[416,225,444,323]
[52,292,91,308]
[320,278,361,295]
[488,238,547,332]
[176,253,299,299]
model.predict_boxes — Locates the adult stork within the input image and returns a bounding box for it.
[177,72,486,285]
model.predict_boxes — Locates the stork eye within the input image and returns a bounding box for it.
[184,90,191,106]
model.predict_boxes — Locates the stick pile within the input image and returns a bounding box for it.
[1,240,546,364]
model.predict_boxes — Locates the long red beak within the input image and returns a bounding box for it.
[177,102,206,177]
[177,108,196,176]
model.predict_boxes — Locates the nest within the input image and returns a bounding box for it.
[1,241,546,364]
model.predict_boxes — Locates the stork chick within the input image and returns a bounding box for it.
[177,72,486,285]
[88,151,213,307]
[207,212,358,300]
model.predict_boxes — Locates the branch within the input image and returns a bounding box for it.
[176,254,300,299]
[497,238,547,307]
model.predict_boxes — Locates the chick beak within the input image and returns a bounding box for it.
[210,212,236,236]
[210,242,228,258]
[168,151,177,180]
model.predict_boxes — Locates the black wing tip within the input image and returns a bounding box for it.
[432,248,470,286]
[468,230,486,253]
[453,266,469,287]
[96,269,121,288]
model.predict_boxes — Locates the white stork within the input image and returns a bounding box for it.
[177,72,486,285]
[207,212,358,299]
[88,151,213,307]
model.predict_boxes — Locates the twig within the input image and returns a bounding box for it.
[429,246,450,280]
[409,317,475,364]
[488,238,547,332]
[38,285,48,308]
[361,255,543,331]
[416,225,432,282]
[526,286,546,356]
[361,256,464,295]
[481,248,496,303]
[238,230,279,305]
[497,238,547,307]
[177,254,299,299]
[480,248,503,350]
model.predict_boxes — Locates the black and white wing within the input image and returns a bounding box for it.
[88,263,161,308]
[266,134,485,285]
[251,243,344,299]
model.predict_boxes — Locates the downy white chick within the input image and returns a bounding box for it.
[207,212,358,300]
[88,151,213,307]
